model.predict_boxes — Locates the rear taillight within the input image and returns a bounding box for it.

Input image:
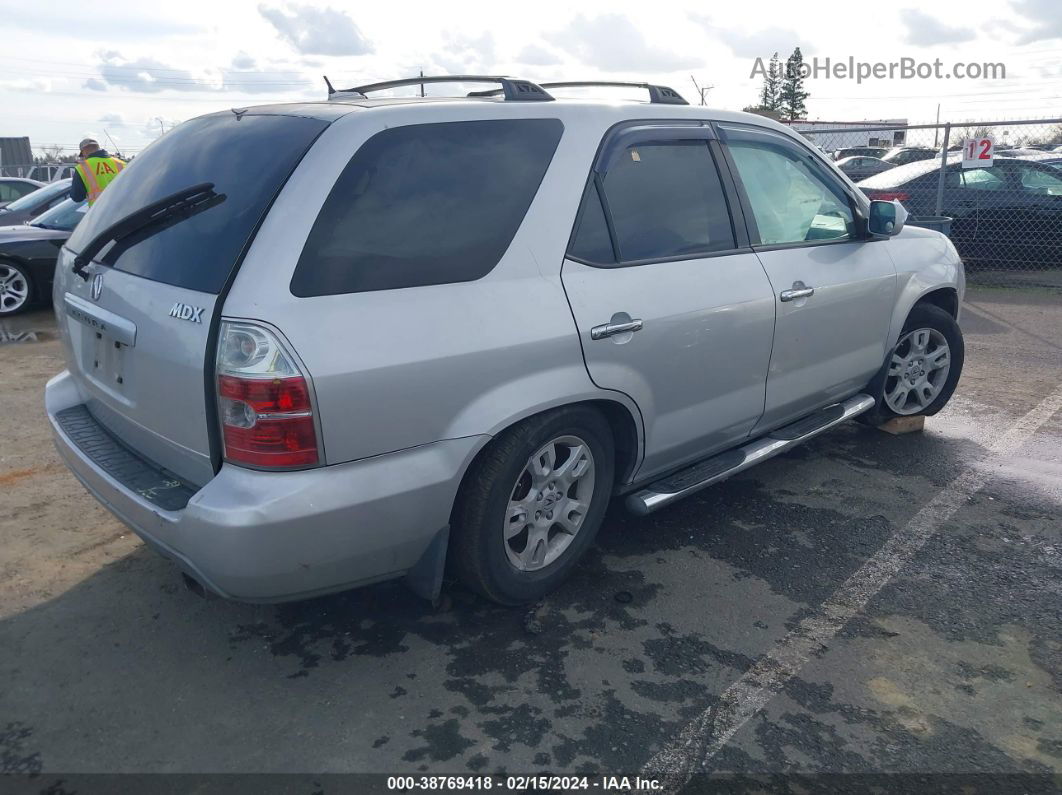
[216,321,319,469]
[866,191,910,202]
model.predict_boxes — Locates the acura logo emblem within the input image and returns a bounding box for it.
[91,273,104,301]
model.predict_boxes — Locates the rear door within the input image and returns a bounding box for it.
[56,112,330,486]
[717,122,896,431]
[968,161,1062,265]
[561,125,776,478]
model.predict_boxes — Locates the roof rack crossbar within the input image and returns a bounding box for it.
[540,81,689,105]
[334,75,553,102]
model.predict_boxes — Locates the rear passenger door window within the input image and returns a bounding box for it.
[598,141,735,262]
[721,125,856,246]
[291,119,563,296]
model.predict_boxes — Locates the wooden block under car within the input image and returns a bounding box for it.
[878,415,926,435]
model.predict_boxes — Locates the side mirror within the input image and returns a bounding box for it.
[867,199,908,237]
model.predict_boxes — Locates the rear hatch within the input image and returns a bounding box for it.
[56,110,331,486]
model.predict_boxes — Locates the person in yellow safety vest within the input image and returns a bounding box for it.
[71,138,126,206]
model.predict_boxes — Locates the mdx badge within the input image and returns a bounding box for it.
[91,272,104,301]
[169,302,204,323]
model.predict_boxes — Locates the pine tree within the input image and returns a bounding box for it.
[780,47,809,120]
[767,52,782,111]
[758,52,781,111]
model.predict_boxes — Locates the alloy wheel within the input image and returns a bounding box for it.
[0,264,29,315]
[884,327,951,415]
[503,435,596,572]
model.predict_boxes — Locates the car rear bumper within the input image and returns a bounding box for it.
[46,369,486,602]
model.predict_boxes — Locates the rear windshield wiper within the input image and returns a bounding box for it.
[72,182,223,280]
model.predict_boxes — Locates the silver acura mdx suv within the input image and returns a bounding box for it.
[47,77,964,606]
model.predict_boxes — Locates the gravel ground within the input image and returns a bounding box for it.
[0,288,1059,791]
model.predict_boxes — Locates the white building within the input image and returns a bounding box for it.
[782,119,909,150]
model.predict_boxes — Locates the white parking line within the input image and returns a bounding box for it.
[641,384,1062,792]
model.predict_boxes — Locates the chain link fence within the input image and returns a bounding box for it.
[6,119,1062,289]
[789,118,1062,289]
[1,163,76,181]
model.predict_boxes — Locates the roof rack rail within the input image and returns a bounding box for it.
[540,81,689,105]
[327,75,554,102]
[323,75,368,100]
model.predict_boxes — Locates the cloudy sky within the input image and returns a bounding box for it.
[2,0,1059,158]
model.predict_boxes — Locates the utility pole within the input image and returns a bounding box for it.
[690,76,713,106]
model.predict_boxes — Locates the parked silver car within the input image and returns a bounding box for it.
[47,77,965,606]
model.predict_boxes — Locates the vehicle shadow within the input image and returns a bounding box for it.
[0,421,993,773]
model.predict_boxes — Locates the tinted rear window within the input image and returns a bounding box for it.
[290,118,563,296]
[66,113,329,294]
[601,141,736,261]
[2,179,68,212]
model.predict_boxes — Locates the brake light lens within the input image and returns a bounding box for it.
[216,321,319,468]
[867,191,910,202]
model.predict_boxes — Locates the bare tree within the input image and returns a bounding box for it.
[41,144,65,163]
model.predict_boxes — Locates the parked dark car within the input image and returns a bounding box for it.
[832,146,888,160]
[0,197,85,316]
[997,148,1047,158]
[0,179,72,226]
[1012,153,1062,170]
[0,177,44,208]
[835,155,893,181]
[881,146,939,166]
[859,155,1062,268]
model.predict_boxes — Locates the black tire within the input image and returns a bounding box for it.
[861,303,964,426]
[0,260,33,317]
[449,406,615,605]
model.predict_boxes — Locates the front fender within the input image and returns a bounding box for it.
[883,225,964,349]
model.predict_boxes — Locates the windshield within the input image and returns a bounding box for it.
[30,198,87,231]
[0,179,70,213]
[66,112,330,294]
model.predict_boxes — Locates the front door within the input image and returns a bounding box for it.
[561,128,776,479]
[717,123,897,431]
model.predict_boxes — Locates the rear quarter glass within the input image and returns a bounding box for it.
[65,113,330,295]
[290,118,563,296]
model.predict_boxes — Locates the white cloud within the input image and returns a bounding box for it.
[96,52,215,93]
[85,50,310,95]
[555,13,701,72]
[1010,0,1062,43]
[689,15,802,59]
[901,10,976,45]
[258,3,373,56]
[6,6,204,39]
[98,113,126,126]
[231,51,257,69]
[427,32,496,75]
[517,43,564,66]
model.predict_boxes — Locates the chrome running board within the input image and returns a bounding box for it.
[626,394,876,516]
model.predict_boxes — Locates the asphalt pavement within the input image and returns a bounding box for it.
[0,287,1059,791]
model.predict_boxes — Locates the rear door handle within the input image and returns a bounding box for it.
[591,318,644,340]
[779,283,815,302]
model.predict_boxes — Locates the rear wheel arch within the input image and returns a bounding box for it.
[451,398,639,510]
[447,402,619,604]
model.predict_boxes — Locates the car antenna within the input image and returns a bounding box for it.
[103,128,121,158]
[324,75,336,96]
